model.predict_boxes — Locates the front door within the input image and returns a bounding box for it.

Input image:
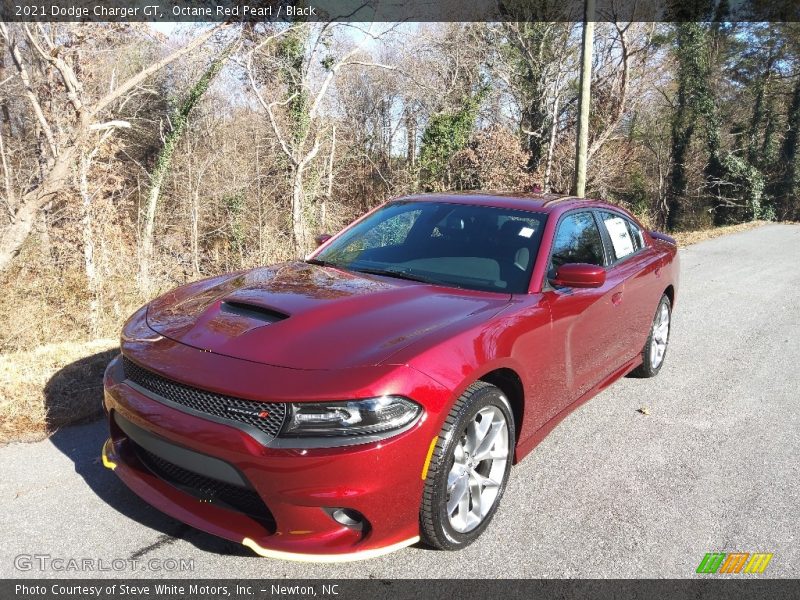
[543,211,620,414]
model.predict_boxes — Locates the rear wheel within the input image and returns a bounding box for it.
[420,382,514,550]
[630,294,671,378]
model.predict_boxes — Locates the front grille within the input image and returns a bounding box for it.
[132,442,276,531]
[122,357,286,437]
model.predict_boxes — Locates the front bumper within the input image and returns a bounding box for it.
[102,350,450,560]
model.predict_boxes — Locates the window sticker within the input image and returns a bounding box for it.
[604,216,634,258]
[519,226,534,238]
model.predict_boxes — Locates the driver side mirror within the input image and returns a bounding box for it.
[315,233,332,247]
[551,263,606,288]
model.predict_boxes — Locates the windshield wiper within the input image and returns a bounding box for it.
[305,258,340,268]
[309,261,457,288]
[351,266,443,285]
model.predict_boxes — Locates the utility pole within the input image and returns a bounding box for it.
[572,0,595,197]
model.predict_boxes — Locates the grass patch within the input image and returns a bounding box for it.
[0,339,118,445]
[673,220,769,247]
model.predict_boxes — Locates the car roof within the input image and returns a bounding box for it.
[392,191,609,214]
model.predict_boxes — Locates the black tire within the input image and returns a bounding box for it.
[629,294,672,378]
[420,381,515,551]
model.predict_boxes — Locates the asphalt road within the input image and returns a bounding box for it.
[1,223,799,579]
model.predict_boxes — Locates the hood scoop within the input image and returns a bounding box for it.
[146,261,513,369]
[220,300,288,324]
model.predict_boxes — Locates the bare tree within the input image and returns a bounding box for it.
[491,22,576,175]
[587,22,657,161]
[0,23,227,272]
[246,23,400,255]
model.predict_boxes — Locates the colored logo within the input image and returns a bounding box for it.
[226,406,270,419]
[696,552,773,574]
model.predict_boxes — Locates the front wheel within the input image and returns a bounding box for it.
[420,382,515,550]
[630,294,672,378]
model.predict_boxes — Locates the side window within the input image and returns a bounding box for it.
[600,212,636,261]
[626,219,645,252]
[551,212,605,269]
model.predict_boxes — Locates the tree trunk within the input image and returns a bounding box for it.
[0,145,75,271]
[291,165,308,256]
[405,107,416,167]
[747,56,774,168]
[666,123,693,231]
[706,132,729,226]
[322,125,336,231]
[4,25,58,161]
[78,151,99,335]
[0,123,14,215]
[139,176,161,291]
[522,105,548,172]
[654,157,668,227]
[543,93,560,193]
[191,187,200,276]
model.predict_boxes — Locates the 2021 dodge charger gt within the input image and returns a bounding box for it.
[102,192,679,561]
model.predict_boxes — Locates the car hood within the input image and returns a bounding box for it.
[146,262,511,370]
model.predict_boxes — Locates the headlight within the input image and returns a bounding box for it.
[279,396,422,442]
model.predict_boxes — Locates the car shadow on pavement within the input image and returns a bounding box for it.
[46,352,251,558]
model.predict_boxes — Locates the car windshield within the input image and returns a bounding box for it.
[313,201,547,293]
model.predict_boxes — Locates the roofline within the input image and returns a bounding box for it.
[393,191,584,208]
[542,195,581,207]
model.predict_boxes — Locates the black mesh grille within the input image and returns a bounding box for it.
[122,357,285,437]
[133,442,275,530]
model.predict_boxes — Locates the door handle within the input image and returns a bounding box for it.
[655,257,665,277]
[612,292,623,306]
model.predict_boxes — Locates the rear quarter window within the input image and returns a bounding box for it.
[626,219,645,252]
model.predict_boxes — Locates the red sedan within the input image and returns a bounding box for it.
[102,193,679,561]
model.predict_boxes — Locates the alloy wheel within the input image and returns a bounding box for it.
[446,406,510,533]
[650,301,670,369]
